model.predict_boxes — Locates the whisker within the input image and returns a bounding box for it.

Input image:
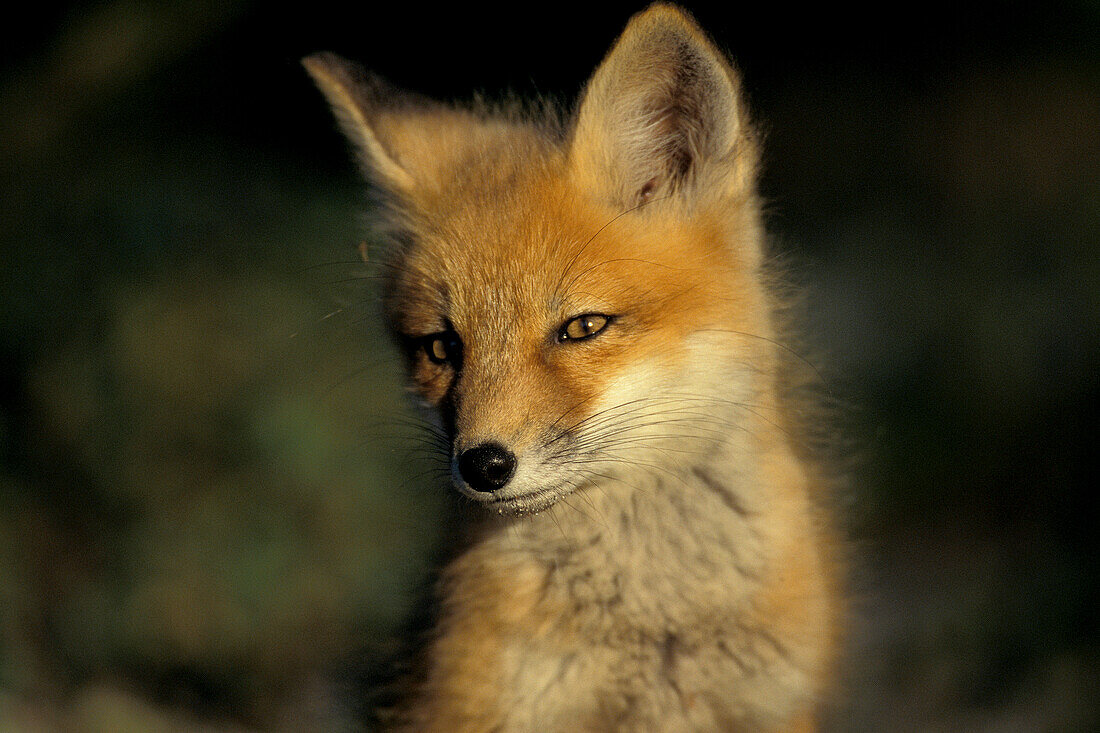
[559,256,691,300]
[552,194,672,300]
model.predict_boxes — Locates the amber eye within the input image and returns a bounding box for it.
[423,330,462,366]
[558,313,611,342]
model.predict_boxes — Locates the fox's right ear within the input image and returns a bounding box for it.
[302,53,416,193]
[569,4,754,208]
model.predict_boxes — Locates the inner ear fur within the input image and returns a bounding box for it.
[569,4,755,207]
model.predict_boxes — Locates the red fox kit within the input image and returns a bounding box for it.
[305,4,843,731]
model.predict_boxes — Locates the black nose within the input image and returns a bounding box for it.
[457,442,516,492]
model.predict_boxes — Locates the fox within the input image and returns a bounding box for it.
[304,4,844,731]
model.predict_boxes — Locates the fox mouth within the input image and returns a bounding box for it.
[465,485,565,516]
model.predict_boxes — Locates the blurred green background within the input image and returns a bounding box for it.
[1,1,1097,730]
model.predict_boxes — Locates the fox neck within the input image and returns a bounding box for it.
[462,424,796,630]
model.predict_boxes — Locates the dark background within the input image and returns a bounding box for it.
[2,1,1097,730]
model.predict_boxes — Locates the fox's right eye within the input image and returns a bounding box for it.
[422,330,462,366]
[558,313,612,342]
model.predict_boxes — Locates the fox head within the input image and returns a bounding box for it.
[306,4,780,514]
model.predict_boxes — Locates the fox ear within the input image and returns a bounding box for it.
[569,5,752,207]
[302,52,417,193]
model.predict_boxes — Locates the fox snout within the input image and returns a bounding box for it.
[455,442,517,493]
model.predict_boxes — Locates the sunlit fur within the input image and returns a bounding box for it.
[306,4,843,731]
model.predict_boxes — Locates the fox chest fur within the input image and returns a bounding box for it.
[306,4,843,731]
[418,451,834,733]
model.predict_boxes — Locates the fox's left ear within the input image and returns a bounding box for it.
[569,4,755,207]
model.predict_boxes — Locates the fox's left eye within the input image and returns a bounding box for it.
[558,313,611,342]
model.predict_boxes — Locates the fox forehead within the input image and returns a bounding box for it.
[384,145,745,337]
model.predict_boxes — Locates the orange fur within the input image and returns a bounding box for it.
[306,4,844,730]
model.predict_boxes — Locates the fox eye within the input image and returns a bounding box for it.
[423,330,462,366]
[559,313,611,342]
